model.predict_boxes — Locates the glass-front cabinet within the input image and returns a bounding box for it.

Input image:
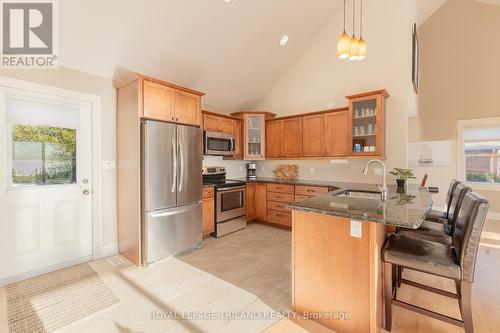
[230,111,276,160]
[347,90,389,158]
[245,114,265,159]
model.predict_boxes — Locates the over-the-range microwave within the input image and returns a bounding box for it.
[204,131,235,156]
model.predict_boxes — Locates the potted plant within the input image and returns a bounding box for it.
[389,168,416,190]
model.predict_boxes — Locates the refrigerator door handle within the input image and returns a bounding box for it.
[171,137,177,193]
[178,137,185,192]
[150,202,201,218]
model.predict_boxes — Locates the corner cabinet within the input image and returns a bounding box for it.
[347,90,389,158]
[230,111,276,160]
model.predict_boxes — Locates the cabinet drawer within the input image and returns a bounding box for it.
[267,192,294,203]
[295,194,314,202]
[267,183,294,194]
[295,185,329,196]
[267,209,292,226]
[267,200,291,213]
[203,187,214,199]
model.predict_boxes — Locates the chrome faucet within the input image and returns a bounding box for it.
[362,159,388,201]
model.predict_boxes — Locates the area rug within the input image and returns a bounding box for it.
[6,263,119,333]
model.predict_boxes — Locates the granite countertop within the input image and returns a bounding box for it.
[230,177,338,188]
[287,184,433,229]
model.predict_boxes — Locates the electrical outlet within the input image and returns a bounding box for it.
[262,166,266,172]
[310,167,315,175]
[239,166,244,172]
[350,220,362,238]
[373,167,382,176]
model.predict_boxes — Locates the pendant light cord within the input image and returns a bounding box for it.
[360,0,363,37]
[343,0,346,32]
[352,0,356,36]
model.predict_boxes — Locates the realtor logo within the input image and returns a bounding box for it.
[1,0,57,68]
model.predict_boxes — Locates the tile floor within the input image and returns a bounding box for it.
[0,220,498,333]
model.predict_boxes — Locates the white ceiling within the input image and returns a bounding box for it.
[58,0,342,110]
[474,0,500,7]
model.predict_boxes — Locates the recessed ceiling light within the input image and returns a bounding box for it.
[224,0,232,3]
[279,35,289,46]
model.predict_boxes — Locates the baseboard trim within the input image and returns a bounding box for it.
[487,212,500,220]
[0,255,92,287]
[97,243,118,259]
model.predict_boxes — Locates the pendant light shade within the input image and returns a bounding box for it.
[337,0,350,59]
[348,36,359,60]
[337,31,351,59]
[357,37,367,60]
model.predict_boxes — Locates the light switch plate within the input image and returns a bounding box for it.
[350,220,362,238]
[310,167,315,175]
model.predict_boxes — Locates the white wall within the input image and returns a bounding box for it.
[408,0,500,215]
[0,67,118,254]
[255,0,417,185]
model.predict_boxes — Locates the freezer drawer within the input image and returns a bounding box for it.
[143,203,202,265]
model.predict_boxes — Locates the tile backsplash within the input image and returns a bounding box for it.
[202,155,247,179]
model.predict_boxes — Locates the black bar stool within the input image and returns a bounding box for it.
[382,192,489,333]
[426,179,460,223]
[398,183,471,246]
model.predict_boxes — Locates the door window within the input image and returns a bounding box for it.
[11,124,77,186]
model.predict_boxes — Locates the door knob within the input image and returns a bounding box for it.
[82,189,90,195]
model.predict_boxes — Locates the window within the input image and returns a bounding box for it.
[11,124,77,186]
[458,118,500,187]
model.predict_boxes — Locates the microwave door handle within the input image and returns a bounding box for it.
[171,137,177,193]
[230,138,234,153]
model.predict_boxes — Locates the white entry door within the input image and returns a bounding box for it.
[0,87,93,283]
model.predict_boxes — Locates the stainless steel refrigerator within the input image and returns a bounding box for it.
[141,120,202,266]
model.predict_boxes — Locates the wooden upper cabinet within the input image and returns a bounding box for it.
[324,111,349,156]
[219,118,234,134]
[347,90,389,158]
[173,90,201,126]
[203,113,234,134]
[140,76,204,127]
[203,114,220,132]
[284,118,303,157]
[266,120,284,158]
[143,80,174,121]
[233,119,243,158]
[302,114,325,157]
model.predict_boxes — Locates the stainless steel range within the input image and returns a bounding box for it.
[202,167,247,237]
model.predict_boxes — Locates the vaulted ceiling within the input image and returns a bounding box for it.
[58,0,342,110]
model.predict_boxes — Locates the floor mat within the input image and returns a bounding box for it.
[6,263,119,333]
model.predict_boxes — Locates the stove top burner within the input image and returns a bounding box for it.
[203,179,246,189]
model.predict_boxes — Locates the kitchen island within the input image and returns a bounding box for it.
[287,184,433,333]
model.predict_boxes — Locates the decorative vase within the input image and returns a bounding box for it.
[396,179,406,193]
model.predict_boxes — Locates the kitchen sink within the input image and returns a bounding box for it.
[336,190,382,200]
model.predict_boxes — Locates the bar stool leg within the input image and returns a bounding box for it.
[383,262,393,331]
[460,281,474,333]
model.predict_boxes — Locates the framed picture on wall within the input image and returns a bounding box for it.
[412,23,419,94]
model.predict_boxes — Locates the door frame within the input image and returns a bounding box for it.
[0,76,103,261]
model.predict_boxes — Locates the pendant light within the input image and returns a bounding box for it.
[357,0,367,60]
[337,0,350,59]
[348,0,359,61]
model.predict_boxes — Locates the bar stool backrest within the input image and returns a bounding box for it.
[448,183,472,234]
[444,180,460,218]
[453,192,489,283]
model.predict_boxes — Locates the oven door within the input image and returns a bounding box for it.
[217,186,246,222]
[204,131,235,156]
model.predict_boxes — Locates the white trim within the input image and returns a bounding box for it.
[0,255,92,287]
[457,117,500,189]
[0,76,105,261]
[487,212,500,221]
[99,243,118,258]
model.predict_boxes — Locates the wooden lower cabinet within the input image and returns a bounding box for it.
[202,187,215,237]
[245,182,332,229]
[246,183,256,221]
[255,183,267,220]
